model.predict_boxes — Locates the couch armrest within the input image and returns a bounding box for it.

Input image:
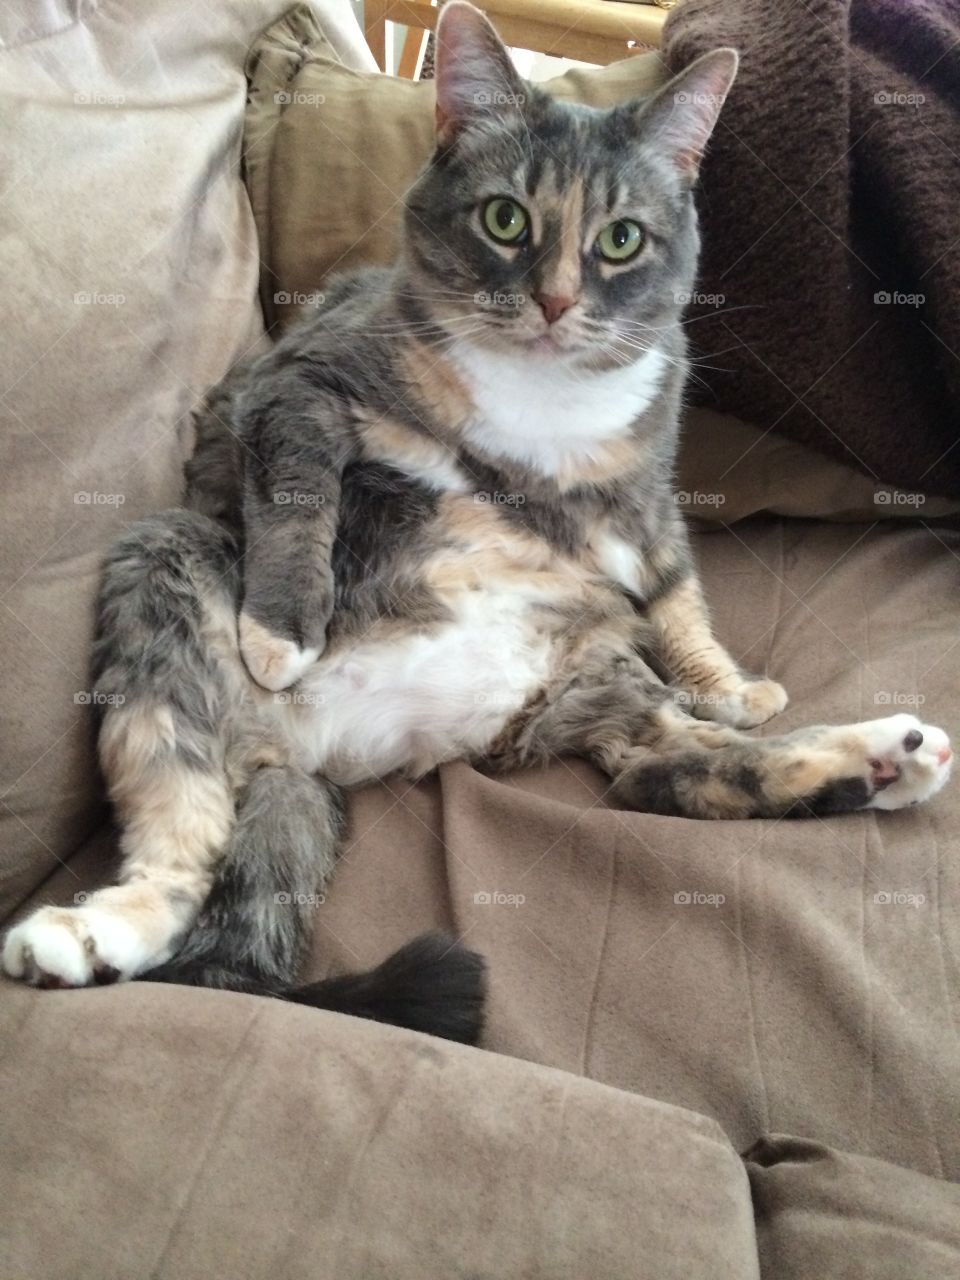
[0,980,758,1279]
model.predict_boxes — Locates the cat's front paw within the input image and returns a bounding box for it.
[2,904,153,988]
[688,677,788,729]
[239,612,322,692]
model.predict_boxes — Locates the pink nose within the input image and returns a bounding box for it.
[938,745,952,765]
[534,292,577,325]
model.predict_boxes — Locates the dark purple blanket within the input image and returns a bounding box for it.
[665,0,960,496]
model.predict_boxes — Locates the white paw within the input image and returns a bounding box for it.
[688,678,788,729]
[239,612,320,692]
[858,714,953,810]
[2,905,156,988]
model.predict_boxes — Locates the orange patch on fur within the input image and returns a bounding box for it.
[400,338,474,436]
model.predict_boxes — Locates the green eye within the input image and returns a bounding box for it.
[483,197,528,244]
[596,219,644,263]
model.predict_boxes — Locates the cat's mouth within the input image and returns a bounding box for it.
[523,332,569,354]
[494,322,587,356]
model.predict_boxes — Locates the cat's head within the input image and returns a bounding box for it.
[403,1,737,364]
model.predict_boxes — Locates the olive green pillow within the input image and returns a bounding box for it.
[245,34,667,332]
[242,20,959,524]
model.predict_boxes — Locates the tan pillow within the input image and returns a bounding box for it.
[245,49,668,333]
[0,0,372,922]
[242,35,960,524]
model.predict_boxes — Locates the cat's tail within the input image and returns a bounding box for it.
[138,765,486,1045]
[145,933,486,1046]
[286,932,486,1044]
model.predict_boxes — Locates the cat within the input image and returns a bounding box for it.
[3,3,951,1028]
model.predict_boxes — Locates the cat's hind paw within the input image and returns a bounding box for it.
[2,904,153,988]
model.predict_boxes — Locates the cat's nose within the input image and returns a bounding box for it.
[534,291,577,325]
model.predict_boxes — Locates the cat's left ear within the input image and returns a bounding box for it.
[434,1,527,146]
[631,48,739,184]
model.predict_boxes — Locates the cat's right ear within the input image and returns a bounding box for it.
[434,1,526,146]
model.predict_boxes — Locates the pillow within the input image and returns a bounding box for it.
[0,0,373,921]
[246,48,667,334]
[243,38,960,524]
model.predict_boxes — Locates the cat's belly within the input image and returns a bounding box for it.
[274,584,557,786]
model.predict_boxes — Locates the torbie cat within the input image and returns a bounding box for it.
[3,3,951,1034]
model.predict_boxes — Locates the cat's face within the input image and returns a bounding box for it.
[403,3,737,366]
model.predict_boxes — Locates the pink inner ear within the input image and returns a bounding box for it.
[434,2,522,143]
[653,49,738,178]
[675,146,703,178]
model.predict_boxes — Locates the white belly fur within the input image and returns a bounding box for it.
[274,585,554,786]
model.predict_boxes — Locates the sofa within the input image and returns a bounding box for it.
[1,3,958,1277]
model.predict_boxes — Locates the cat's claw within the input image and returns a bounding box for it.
[238,612,321,692]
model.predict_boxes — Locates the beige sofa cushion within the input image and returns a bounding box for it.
[746,1135,960,1278]
[678,408,960,523]
[0,0,374,922]
[0,978,759,1279]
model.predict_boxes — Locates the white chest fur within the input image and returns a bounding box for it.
[451,342,667,478]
